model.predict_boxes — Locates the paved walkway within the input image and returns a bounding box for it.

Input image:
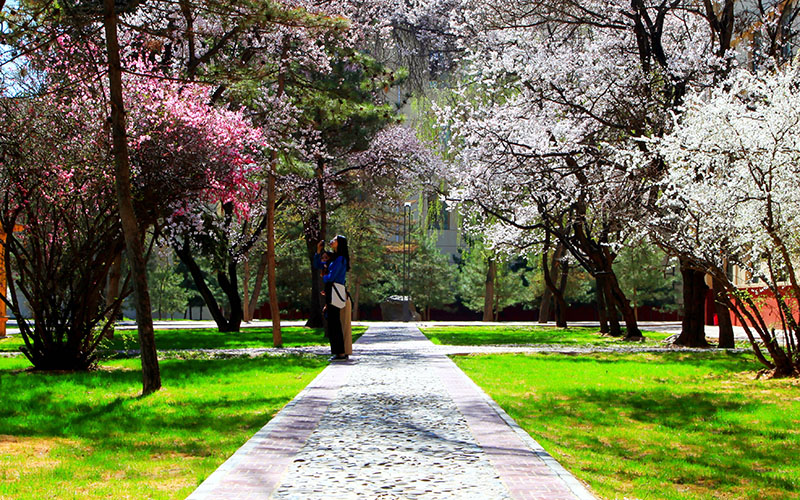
[188,325,596,500]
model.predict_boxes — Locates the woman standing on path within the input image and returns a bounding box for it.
[315,235,350,360]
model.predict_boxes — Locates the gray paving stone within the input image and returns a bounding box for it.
[188,324,597,500]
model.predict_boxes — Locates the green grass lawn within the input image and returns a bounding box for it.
[0,354,326,499]
[0,326,367,353]
[419,325,671,346]
[454,351,800,500]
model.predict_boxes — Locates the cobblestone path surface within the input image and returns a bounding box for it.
[188,324,595,500]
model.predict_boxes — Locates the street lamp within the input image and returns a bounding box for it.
[402,202,411,322]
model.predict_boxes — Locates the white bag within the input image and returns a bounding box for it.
[331,282,347,309]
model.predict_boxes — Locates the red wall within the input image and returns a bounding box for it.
[726,286,799,329]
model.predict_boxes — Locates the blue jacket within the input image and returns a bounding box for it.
[314,253,348,285]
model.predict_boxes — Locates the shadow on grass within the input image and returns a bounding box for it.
[460,351,799,498]
[0,356,327,460]
[532,386,800,494]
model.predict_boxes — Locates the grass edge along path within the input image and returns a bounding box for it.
[0,326,368,353]
[453,351,800,500]
[0,354,327,500]
[419,324,672,347]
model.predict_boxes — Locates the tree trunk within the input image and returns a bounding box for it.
[216,259,243,333]
[304,218,324,328]
[175,241,234,331]
[676,259,710,347]
[555,257,569,327]
[105,251,122,334]
[266,53,286,346]
[267,154,281,346]
[243,258,250,322]
[102,0,160,395]
[606,270,642,339]
[317,158,327,241]
[352,277,361,321]
[303,154,328,330]
[483,258,495,322]
[243,252,267,321]
[538,287,552,323]
[601,275,623,337]
[493,270,500,321]
[542,243,568,327]
[713,275,735,348]
[596,276,610,334]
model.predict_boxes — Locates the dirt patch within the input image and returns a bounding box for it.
[0,435,81,480]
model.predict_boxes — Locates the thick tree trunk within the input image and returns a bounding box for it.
[103,0,160,395]
[606,270,642,339]
[713,275,735,348]
[539,246,561,323]
[303,155,328,329]
[304,219,324,328]
[676,259,710,347]
[483,258,495,322]
[216,259,243,333]
[542,243,568,328]
[175,241,236,331]
[538,286,552,323]
[595,276,610,334]
[600,275,623,337]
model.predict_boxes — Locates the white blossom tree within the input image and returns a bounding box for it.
[437,0,798,341]
[657,61,800,376]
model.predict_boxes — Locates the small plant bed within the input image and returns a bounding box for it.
[453,351,800,500]
[0,326,367,353]
[0,355,326,499]
[419,325,671,346]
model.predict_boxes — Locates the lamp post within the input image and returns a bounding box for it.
[402,202,411,322]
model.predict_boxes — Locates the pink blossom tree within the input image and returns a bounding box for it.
[0,43,267,370]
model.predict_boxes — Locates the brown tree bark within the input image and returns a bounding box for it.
[595,276,610,334]
[600,275,623,337]
[266,50,287,346]
[174,240,240,332]
[246,251,268,322]
[243,258,250,322]
[267,156,281,346]
[303,155,328,329]
[555,257,569,327]
[304,218,324,328]
[606,270,642,339]
[538,286,552,323]
[676,259,710,347]
[352,277,361,321]
[713,275,735,348]
[105,251,122,332]
[483,258,495,322]
[102,0,160,394]
[542,243,568,327]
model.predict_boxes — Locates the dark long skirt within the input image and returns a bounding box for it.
[327,304,345,355]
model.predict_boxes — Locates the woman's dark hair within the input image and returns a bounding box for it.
[335,235,351,271]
